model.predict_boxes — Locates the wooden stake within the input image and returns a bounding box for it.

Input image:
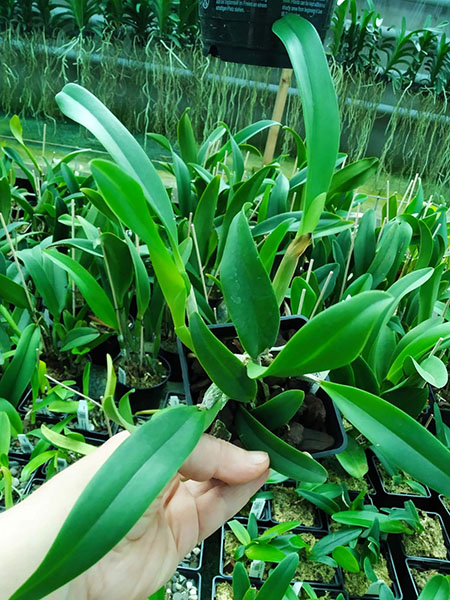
[263,68,293,165]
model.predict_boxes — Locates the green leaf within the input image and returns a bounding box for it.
[321,381,450,496]
[260,219,295,275]
[246,543,286,562]
[331,510,409,533]
[0,273,29,308]
[100,232,133,307]
[0,177,12,223]
[296,489,340,516]
[368,221,412,287]
[60,328,100,352]
[221,210,280,358]
[177,108,198,165]
[90,160,190,346]
[329,158,379,196]
[418,264,444,322]
[124,234,151,320]
[228,520,251,546]
[189,312,256,403]
[10,406,205,600]
[417,574,450,600]
[336,436,369,479]
[247,291,392,378]
[332,546,360,573]
[193,175,220,263]
[345,273,373,297]
[354,209,376,277]
[0,324,41,407]
[233,562,251,600]
[257,554,299,600]
[409,355,448,388]
[0,412,11,456]
[20,451,59,482]
[55,84,176,244]
[235,406,327,483]
[41,424,96,456]
[0,398,23,435]
[309,528,363,560]
[251,391,304,431]
[273,16,339,228]
[46,249,117,330]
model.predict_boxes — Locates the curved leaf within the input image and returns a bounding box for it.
[0,273,29,308]
[251,390,304,431]
[0,398,23,435]
[235,406,327,483]
[41,424,96,456]
[257,554,299,600]
[321,381,450,496]
[221,210,279,358]
[45,249,117,330]
[10,406,205,600]
[417,574,450,600]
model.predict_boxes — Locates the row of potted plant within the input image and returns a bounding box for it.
[0,13,449,600]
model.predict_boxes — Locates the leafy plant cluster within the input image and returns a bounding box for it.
[330,0,450,94]
[0,0,198,43]
[0,14,448,600]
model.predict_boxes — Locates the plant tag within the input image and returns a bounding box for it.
[17,434,34,453]
[57,458,68,471]
[77,399,93,432]
[302,370,330,394]
[167,394,181,407]
[292,582,303,594]
[250,498,266,520]
[118,367,126,385]
[249,560,265,579]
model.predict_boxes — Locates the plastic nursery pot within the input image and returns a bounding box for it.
[178,315,346,459]
[343,544,402,600]
[267,481,326,531]
[400,511,450,563]
[211,577,348,599]
[405,558,450,598]
[115,356,171,414]
[17,389,61,424]
[220,524,342,587]
[439,495,450,527]
[179,542,205,571]
[165,569,201,600]
[88,334,120,366]
[160,346,183,382]
[370,456,432,503]
[199,0,335,67]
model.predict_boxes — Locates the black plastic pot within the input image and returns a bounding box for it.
[115,356,171,413]
[88,334,120,366]
[160,346,183,382]
[17,389,60,424]
[439,495,450,529]
[178,315,347,459]
[370,456,432,504]
[0,456,37,511]
[344,545,402,600]
[405,558,450,598]
[211,576,348,599]
[199,0,335,67]
[220,524,342,586]
[179,542,205,571]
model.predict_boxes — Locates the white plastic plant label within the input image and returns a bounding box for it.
[249,560,265,579]
[77,399,94,432]
[118,367,127,385]
[292,582,303,595]
[302,370,330,394]
[17,434,34,453]
[167,394,181,407]
[250,498,266,520]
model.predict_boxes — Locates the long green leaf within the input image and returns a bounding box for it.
[257,554,299,600]
[273,16,339,230]
[251,391,304,431]
[417,575,450,600]
[221,211,279,358]
[46,249,117,330]
[193,175,220,263]
[41,424,96,456]
[10,406,205,600]
[189,312,256,403]
[0,324,40,407]
[354,209,376,276]
[124,234,151,320]
[235,406,327,483]
[247,291,392,378]
[328,158,379,196]
[55,84,176,243]
[0,273,29,308]
[0,411,11,456]
[0,398,23,435]
[233,562,251,600]
[321,381,450,496]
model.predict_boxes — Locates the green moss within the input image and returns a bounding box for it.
[377,463,427,496]
[344,554,392,597]
[402,512,448,559]
[410,567,442,593]
[216,582,233,600]
[442,496,450,514]
[271,485,317,526]
[294,534,336,585]
[323,458,370,493]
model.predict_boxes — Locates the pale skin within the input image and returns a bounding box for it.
[0,432,270,600]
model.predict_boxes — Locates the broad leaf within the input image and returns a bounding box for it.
[257,554,299,600]
[251,390,304,431]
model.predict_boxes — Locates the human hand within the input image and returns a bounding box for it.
[0,432,269,600]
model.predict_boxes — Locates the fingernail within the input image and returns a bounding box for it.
[248,451,269,465]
